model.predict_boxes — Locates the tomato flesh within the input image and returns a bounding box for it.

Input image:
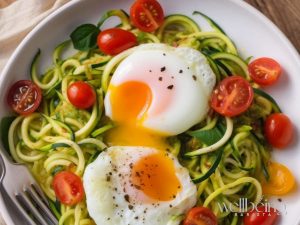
[264,113,293,149]
[183,207,218,225]
[130,0,164,32]
[244,206,279,225]
[7,80,42,115]
[261,161,295,195]
[67,81,96,109]
[52,171,84,206]
[97,28,137,55]
[210,76,254,117]
[248,57,281,86]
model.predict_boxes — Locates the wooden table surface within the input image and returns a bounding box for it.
[246,0,300,53]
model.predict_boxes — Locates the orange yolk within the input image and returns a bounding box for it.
[131,152,182,201]
[105,81,170,150]
[109,81,151,123]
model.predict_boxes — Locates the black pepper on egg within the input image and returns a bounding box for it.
[167,85,174,90]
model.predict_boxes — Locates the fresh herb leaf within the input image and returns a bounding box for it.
[1,116,16,153]
[188,123,225,146]
[70,24,100,51]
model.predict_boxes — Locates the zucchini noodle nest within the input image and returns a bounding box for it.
[7,9,280,225]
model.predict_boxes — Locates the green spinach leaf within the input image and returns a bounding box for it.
[188,123,226,146]
[70,24,99,51]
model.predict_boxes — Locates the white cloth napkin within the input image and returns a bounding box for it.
[0,0,71,72]
[0,1,71,223]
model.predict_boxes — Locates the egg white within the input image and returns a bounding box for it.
[83,146,197,225]
[104,43,216,135]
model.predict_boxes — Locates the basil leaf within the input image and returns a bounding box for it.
[188,123,226,146]
[70,24,99,51]
[1,116,16,153]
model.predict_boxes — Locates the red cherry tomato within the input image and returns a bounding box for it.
[243,206,279,225]
[130,0,165,32]
[67,81,96,109]
[248,57,282,86]
[97,28,137,55]
[210,76,254,117]
[264,113,294,149]
[52,171,84,206]
[7,80,42,115]
[183,207,218,225]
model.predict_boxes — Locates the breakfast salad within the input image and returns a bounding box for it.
[2,0,295,225]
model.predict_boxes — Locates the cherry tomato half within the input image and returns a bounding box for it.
[97,28,137,55]
[67,81,96,109]
[7,80,42,115]
[248,57,282,86]
[261,161,295,196]
[52,171,84,206]
[183,207,218,225]
[130,0,165,32]
[243,206,279,225]
[264,113,294,149]
[210,76,254,117]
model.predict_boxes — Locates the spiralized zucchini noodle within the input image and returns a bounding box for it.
[7,9,280,225]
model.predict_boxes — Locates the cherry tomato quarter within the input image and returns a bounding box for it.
[264,113,294,149]
[261,161,295,196]
[210,76,254,117]
[248,57,281,86]
[130,0,165,32]
[97,28,137,55]
[183,207,218,225]
[243,206,279,225]
[67,81,96,109]
[7,80,42,115]
[52,171,84,206]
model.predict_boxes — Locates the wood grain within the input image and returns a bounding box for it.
[0,0,16,8]
[245,0,300,53]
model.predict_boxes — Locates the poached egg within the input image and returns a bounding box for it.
[104,43,216,150]
[83,146,197,225]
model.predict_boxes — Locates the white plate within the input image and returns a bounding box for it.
[0,0,299,224]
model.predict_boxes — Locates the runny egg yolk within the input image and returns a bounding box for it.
[105,81,170,150]
[131,152,182,201]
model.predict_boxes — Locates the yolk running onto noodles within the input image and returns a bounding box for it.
[105,81,170,150]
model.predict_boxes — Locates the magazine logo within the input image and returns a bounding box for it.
[217,198,287,216]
